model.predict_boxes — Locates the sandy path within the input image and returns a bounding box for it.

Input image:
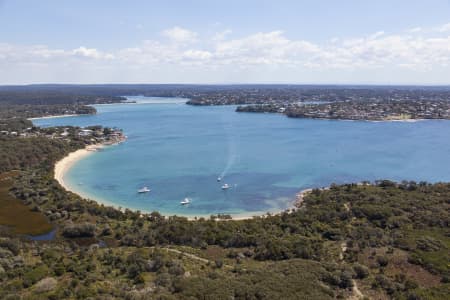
[162,248,210,264]
[340,232,364,299]
[162,247,233,269]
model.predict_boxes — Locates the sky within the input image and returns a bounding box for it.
[1,0,450,85]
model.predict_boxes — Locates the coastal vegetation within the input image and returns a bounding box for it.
[3,83,450,107]
[0,88,125,119]
[0,136,84,173]
[0,104,97,119]
[1,130,449,298]
[0,88,125,105]
[0,87,449,298]
[0,171,52,235]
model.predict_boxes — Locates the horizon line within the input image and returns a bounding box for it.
[2,83,450,88]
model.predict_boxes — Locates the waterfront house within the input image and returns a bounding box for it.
[79,129,93,136]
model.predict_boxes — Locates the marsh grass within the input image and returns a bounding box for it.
[0,171,52,235]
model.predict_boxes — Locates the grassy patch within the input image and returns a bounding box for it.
[0,172,52,235]
[405,229,450,277]
[411,284,450,300]
[176,259,334,299]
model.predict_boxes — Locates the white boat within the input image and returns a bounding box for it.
[180,198,191,205]
[138,186,151,193]
[221,183,230,190]
[217,177,222,182]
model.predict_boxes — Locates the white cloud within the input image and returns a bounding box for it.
[72,47,114,59]
[435,22,450,32]
[28,45,66,58]
[213,31,321,66]
[161,26,198,43]
[183,50,212,60]
[2,22,450,83]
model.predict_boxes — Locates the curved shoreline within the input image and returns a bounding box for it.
[28,114,81,120]
[54,144,133,214]
[53,146,308,221]
[54,144,106,196]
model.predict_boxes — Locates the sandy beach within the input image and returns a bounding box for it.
[186,188,314,221]
[54,144,104,191]
[28,114,80,121]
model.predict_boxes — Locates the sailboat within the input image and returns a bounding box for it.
[138,186,151,193]
[180,198,191,205]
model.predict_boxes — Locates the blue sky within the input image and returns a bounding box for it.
[1,0,450,84]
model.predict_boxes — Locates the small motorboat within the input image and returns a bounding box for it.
[180,198,191,205]
[138,186,151,193]
[217,177,222,182]
[221,183,230,190]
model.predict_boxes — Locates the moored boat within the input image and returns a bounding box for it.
[138,186,151,193]
[180,198,191,205]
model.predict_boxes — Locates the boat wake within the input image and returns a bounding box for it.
[219,116,240,181]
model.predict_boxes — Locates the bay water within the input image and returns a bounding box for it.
[33,96,450,217]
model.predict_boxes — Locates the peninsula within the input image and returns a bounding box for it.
[236,100,450,121]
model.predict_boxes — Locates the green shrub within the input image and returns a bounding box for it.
[353,264,369,279]
[376,255,389,267]
[23,265,49,287]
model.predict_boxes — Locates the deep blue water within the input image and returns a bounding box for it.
[33,96,450,217]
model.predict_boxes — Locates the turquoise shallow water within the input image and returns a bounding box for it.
[33,96,450,217]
